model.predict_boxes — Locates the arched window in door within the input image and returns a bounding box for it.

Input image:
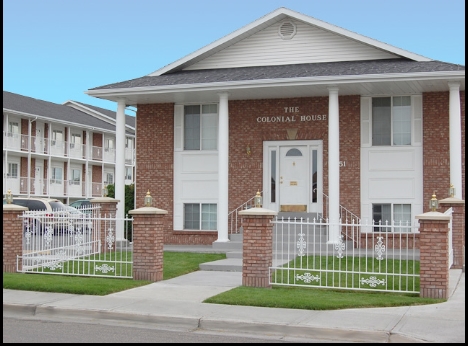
[285,148,302,156]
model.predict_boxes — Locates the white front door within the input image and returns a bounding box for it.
[35,164,43,195]
[263,140,323,214]
[35,124,44,153]
[279,146,309,212]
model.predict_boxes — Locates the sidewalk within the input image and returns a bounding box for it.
[3,267,465,343]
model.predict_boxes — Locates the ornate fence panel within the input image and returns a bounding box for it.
[270,216,421,293]
[17,205,134,278]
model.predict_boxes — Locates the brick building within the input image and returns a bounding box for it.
[86,7,465,245]
[3,92,136,204]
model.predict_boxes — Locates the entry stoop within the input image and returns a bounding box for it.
[200,232,243,271]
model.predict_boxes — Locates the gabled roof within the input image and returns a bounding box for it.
[149,7,432,76]
[3,91,135,135]
[63,100,136,129]
[86,7,464,105]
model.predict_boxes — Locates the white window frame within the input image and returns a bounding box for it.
[105,138,114,152]
[8,122,19,137]
[8,162,18,178]
[372,96,412,146]
[183,104,218,151]
[372,203,412,232]
[52,130,63,146]
[106,173,114,185]
[183,203,217,230]
[70,133,81,148]
[71,169,81,185]
[125,167,132,180]
[51,167,63,184]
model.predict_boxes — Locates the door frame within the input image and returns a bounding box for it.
[262,140,323,214]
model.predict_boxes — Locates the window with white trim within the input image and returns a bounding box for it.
[105,138,114,152]
[372,96,411,146]
[52,130,63,146]
[184,203,217,230]
[71,134,81,148]
[125,138,133,149]
[125,167,132,180]
[8,163,18,178]
[106,173,114,185]
[8,122,19,137]
[51,167,63,184]
[71,169,80,185]
[372,203,412,232]
[184,104,218,150]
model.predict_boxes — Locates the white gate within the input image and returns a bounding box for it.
[270,216,420,293]
[18,205,134,278]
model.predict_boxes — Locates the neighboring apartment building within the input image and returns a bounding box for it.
[3,91,136,204]
[86,7,465,246]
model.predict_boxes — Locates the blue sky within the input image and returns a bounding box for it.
[3,0,465,114]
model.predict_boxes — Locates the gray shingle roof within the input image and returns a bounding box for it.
[3,91,135,133]
[90,59,465,90]
[74,101,136,128]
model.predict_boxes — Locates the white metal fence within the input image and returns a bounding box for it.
[270,216,422,293]
[18,205,134,278]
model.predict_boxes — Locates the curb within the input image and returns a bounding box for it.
[4,303,425,343]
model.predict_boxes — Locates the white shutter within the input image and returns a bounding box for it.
[412,95,422,146]
[360,97,371,147]
[174,105,184,151]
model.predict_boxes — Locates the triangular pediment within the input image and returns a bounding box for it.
[149,7,430,76]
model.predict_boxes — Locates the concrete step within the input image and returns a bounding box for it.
[226,251,242,259]
[212,240,242,251]
[199,258,242,272]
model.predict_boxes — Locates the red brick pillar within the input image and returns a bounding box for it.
[239,208,277,288]
[3,204,28,272]
[129,206,168,282]
[90,197,119,253]
[416,212,451,299]
[439,197,465,269]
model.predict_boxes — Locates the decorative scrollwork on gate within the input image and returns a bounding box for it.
[106,227,115,250]
[334,234,345,259]
[360,276,386,287]
[375,236,386,260]
[297,232,307,256]
[296,272,321,283]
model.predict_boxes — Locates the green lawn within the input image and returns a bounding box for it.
[3,251,445,310]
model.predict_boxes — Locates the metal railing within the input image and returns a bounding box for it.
[18,205,134,278]
[270,217,421,293]
[3,131,136,165]
[3,176,107,198]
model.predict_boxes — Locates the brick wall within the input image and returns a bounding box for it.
[134,92,463,245]
[423,91,465,205]
[3,208,26,272]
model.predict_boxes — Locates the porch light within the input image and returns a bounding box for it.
[144,190,153,207]
[103,184,108,197]
[449,184,455,198]
[429,192,438,212]
[5,189,13,204]
[254,190,262,208]
[246,145,251,156]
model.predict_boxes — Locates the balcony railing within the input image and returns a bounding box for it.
[3,176,108,199]
[3,131,135,165]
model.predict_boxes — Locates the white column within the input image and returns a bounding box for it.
[115,99,126,240]
[327,86,340,243]
[448,82,463,199]
[216,92,230,242]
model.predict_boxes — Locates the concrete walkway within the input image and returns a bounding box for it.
[3,257,465,343]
